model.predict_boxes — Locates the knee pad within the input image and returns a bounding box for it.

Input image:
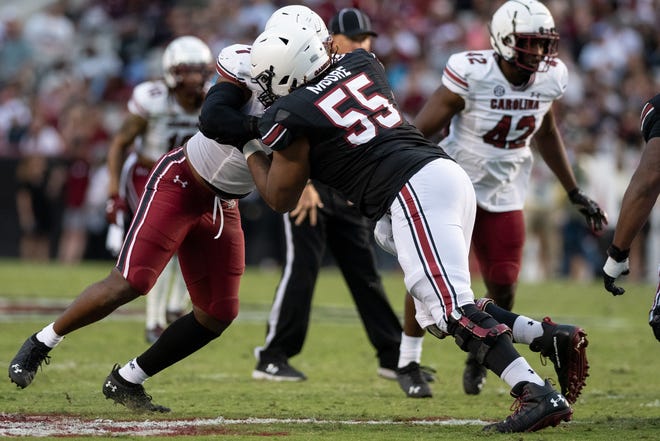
[448,305,512,364]
[484,261,520,285]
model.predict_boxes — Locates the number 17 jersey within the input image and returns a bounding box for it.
[440,49,568,212]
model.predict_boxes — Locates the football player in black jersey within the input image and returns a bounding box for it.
[240,24,573,433]
[251,7,405,385]
[603,93,660,340]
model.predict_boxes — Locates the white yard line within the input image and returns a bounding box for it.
[0,414,487,437]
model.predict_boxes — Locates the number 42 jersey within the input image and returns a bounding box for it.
[440,49,568,212]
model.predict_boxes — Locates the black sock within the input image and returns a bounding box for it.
[484,302,518,329]
[137,312,221,376]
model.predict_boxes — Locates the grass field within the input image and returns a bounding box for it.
[0,259,658,440]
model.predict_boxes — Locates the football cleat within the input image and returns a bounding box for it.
[103,364,170,413]
[379,364,436,382]
[483,379,572,433]
[145,326,164,344]
[649,306,660,342]
[396,362,433,398]
[529,317,589,404]
[462,352,487,395]
[252,359,307,382]
[8,334,51,388]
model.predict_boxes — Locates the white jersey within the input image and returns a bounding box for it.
[128,80,200,162]
[440,49,568,212]
[186,44,269,197]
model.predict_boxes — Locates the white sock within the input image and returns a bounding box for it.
[35,323,64,348]
[398,333,423,368]
[500,356,544,388]
[118,358,149,385]
[512,316,543,344]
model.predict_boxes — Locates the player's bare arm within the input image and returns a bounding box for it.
[611,136,660,250]
[245,137,310,214]
[413,85,464,138]
[107,114,148,196]
[532,108,579,193]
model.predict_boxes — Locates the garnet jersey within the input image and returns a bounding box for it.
[128,80,200,162]
[440,49,568,212]
[259,49,449,220]
[186,44,268,198]
[641,94,660,143]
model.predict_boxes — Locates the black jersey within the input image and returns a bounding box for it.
[259,49,451,220]
[641,94,660,143]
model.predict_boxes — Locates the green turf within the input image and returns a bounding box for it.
[0,259,658,440]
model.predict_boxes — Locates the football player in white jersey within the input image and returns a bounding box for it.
[7,35,264,411]
[105,36,214,343]
[412,0,603,400]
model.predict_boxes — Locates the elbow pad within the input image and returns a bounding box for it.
[198,82,261,147]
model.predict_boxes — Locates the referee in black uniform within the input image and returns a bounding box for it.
[252,8,403,382]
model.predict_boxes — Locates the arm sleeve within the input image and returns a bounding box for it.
[198,82,260,147]
[641,94,660,142]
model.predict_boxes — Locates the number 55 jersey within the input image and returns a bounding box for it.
[259,49,450,221]
[440,49,568,212]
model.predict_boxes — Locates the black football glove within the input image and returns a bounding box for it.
[602,245,630,296]
[568,188,608,233]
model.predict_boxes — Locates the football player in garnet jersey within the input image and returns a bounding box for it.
[412,0,601,397]
[603,93,660,340]
[240,21,572,433]
[105,36,214,344]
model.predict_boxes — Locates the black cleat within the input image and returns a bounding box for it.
[102,364,170,413]
[462,352,487,395]
[8,334,51,388]
[252,359,306,382]
[530,317,589,404]
[483,379,572,433]
[145,326,164,344]
[396,362,433,398]
[649,307,660,342]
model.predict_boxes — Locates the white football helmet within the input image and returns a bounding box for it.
[488,0,559,72]
[265,5,331,47]
[250,25,331,107]
[162,36,213,88]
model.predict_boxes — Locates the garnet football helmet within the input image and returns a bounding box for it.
[488,0,559,72]
[162,36,213,88]
[250,26,331,107]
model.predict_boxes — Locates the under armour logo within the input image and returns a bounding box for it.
[11,363,22,373]
[129,360,136,370]
[173,175,188,188]
[550,394,566,407]
[265,363,279,375]
[105,381,117,392]
[408,386,421,395]
[530,92,541,98]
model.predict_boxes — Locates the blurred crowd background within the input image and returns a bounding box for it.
[0,0,658,284]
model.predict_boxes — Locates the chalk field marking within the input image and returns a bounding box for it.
[0,414,487,437]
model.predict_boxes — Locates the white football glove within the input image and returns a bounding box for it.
[105,211,125,257]
[374,215,396,257]
[602,255,629,296]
